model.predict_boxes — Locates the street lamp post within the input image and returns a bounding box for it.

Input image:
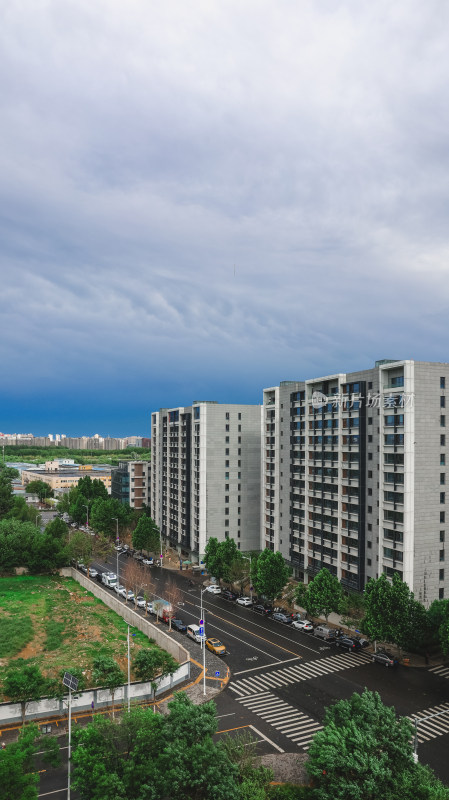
[200,587,207,696]
[83,504,89,529]
[112,517,119,545]
[117,549,127,585]
[159,531,163,567]
[35,513,40,528]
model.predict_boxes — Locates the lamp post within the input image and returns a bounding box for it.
[117,549,127,585]
[35,513,40,528]
[127,625,136,712]
[200,586,207,696]
[83,504,89,529]
[159,531,163,567]
[111,517,119,546]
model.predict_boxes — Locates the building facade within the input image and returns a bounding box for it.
[263,360,449,605]
[151,402,261,560]
[111,460,150,509]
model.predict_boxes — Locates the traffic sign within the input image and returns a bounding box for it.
[199,619,203,625]
[199,626,204,636]
[215,671,220,677]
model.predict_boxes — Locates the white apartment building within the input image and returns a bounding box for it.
[262,360,449,605]
[151,402,261,560]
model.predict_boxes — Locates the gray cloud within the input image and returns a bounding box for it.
[1,0,449,413]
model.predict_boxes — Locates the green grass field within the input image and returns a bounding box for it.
[0,575,161,698]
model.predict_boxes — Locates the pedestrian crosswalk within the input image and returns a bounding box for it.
[237,691,323,750]
[429,664,449,680]
[407,702,449,743]
[229,651,371,697]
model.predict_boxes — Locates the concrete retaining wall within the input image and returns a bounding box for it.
[0,662,191,726]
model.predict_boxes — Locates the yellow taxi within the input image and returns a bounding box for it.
[205,638,227,656]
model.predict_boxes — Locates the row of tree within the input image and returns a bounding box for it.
[296,567,449,655]
[203,537,291,600]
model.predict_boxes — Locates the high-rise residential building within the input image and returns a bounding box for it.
[111,460,150,509]
[263,360,449,605]
[151,401,261,560]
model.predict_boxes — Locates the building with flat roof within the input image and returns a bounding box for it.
[263,360,449,605]
[151,402,261,560]
[111,460,150,509]
[21,464,112,493]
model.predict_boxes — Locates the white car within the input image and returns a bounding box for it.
[114,545,122,552]
[206,585,222,594]
[115,584,125,595]
[125,590,135,602]
[146,601,156,614]
[236,596,253,607]
[142,558,153,566]
[136,596,146,608]
[88,568,98,579]
[292,619,314,632]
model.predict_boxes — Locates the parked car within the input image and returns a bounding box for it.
[80,564,88,574]
[292,619,314,632]
[133,552,144,561]
[88,568,98,579]
[115,583,125,595]
[372,650,398,667]
[114,545,122,552]
[171,619,187,633]
[205,638,227,656]
[206,585,222,594]
[142,558,153,566]
[146,601,156,614]
[222,590,238,601]
[136,596,146,608]
[314,625,337,641]
[236,596,253,607]
[96,571,104,583]
[336,636,362,651]
[272,612,293,625]
[253,604,273,615]
[291,612,304,622]
[354,636,370,648]
[125,590,135,602]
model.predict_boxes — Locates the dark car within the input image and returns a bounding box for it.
[272,612,293,625]
[96,572,104,583]
[222,590,238,601]
[336,636,362,651]
[372,650,398,667]
[171,619,187,633]
[253,604,273,615]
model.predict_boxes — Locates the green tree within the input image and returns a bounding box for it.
[92,655,124,718]
[296,568,343,622]
[0,464,20,480]
[0,472,14,519]
[203,536,220,577]
[77,475,109,501]
[218,539,242,583]
[252,550,290,601]
[25,480,53,502]
[132,648,177,689]
[7,496,39,523]
[132,515,160,553]
[44,516,68,539]
[90,497,131,537]
[71,696,242,800]
[0,722,40,800]
[363,573,428,651]
[307,688,449,800]
[69,530,93,570]
[2,662,50,725]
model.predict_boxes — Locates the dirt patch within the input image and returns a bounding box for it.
[13,628,46,661]
[261,752,309,785]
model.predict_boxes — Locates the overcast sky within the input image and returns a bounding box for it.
[1,1,449,436]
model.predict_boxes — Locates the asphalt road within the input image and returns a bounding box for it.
[74,556,449,785]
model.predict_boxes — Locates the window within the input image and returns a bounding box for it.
[367,558,372,566]
[368,435,373,443]
[225,424,230,432]
[441,493,446,504]
[238,412,241,420]
[368,417,373,425]
[225,436,229,443]
[368,506,372,513]
[225,412,230,420]
[368,488,373,496]
[441,531,445,542]
[439,588,445,599]
[225,472,229,480]
[368,523,372,531]
[441,474,446,485]
[441,416,446,428]
[225,484,229,492]
[441,512,446,523]
[441,377,446,389]
[440,550,445,562]
[225,448,229,455]
[440,569,445,581]
[367,540,372,549]
[238,425,241,432]
[225,520,229,527]
[238,436,241,443]
[368,453,373,461]
[442,397,446,408]
[225,508,229,515]
[225,496,229,503]
[225,460,229,467]
[441,454,446,466]
[442,435,446,447]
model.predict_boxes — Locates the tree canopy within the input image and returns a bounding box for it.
[0,723,60,800]
[295,568,343,622]
[307,688,449,800]
[132,515,160,553]
[2,662,52,725]
[363,573,428,651]
[24,480,53,501]
[71,695,272,800]
[203,537,243,583]
[252,550,290,600]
